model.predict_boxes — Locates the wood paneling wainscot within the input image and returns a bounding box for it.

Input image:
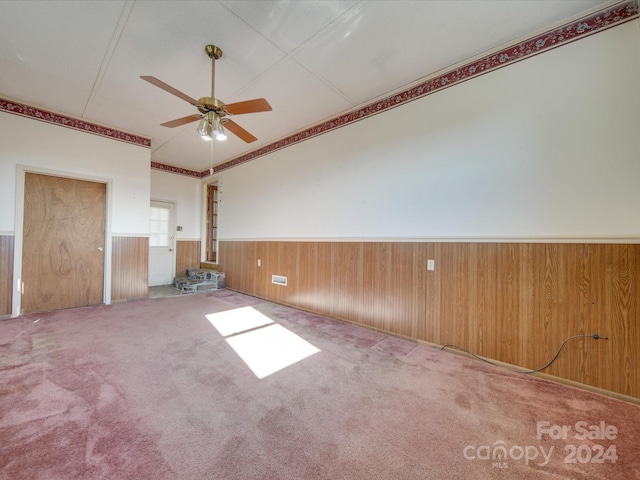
[111,236,148,301]
[0,235,14,316]
[219,241,640,400]
[176,240,201,276]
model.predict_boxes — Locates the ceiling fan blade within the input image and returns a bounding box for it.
[225,98,272,115]
[160,114,202,128]
[140,76,202,107]
[223,119,257,143]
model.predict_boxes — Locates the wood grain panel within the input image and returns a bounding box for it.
[519,244,543,371]
[219,240,640,399]
[388,243,410,336]
[317,242,333,317]
[331,242,360,323]
[0,235,14,316]
[111,236,148,301]
[175,240,201,277]
[422,242,442,342]
[296,242,319,313]
[22,173,106,313]
[224,241,239,290]
[610,245,636,396]
[476,243,496,359]
[410,243,426,339]
[239,241,256,294]
[255,242,269,299]
[267,242,281,303]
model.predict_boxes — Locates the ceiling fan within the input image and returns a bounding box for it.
[141,44,271,143]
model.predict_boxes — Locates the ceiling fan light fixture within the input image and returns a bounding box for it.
[197,114,213,140]
[212,114,227,141]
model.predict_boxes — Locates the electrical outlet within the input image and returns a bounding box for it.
[257,259,261,267]
[427,259,435,271]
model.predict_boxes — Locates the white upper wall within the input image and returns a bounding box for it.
[218,20,640,241]
[150,169,202,240]
[0,111,150,235]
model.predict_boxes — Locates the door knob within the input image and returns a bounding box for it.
[97,247,104,252]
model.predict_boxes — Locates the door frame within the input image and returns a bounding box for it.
[200,178,219,264]
[149,198,176,286]
[205,183,218,263]
[12,165,112,317]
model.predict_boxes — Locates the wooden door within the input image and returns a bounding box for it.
[22,173,106,313]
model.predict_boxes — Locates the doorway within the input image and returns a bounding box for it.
[149,200,175,286]
[206,184,218,262]
[22,173,106,314]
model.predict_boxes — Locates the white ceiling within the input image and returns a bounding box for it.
[0,0,610,173]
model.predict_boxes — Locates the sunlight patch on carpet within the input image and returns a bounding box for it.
[206,306,274,336]
[206,307,320,379]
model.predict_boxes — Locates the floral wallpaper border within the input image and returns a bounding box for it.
[0,98,151,148]
[0,1,635,175]
[200,0,638,177]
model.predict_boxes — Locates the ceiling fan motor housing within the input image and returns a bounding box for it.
[197,97,226,116]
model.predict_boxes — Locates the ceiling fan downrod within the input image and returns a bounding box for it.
[205,45,222,99]
[195,45,225,116]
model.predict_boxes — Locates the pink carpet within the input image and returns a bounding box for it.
[1,289,639,479]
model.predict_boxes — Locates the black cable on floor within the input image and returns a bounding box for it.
[440,334,608,374]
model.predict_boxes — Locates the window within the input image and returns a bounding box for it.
[150,205,170,247]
